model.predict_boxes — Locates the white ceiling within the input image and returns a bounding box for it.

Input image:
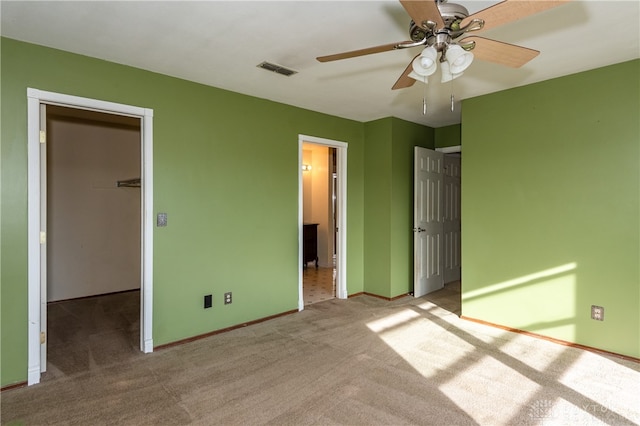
[2,1,638,127]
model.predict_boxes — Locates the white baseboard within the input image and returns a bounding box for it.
[27,367,41,386]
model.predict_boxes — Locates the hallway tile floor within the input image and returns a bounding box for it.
[303,266,335,305]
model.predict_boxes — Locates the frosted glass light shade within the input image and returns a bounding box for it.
[440,60,464,83]
[445,44,474,74]
[408,70,429,83]
[411,46,438,77]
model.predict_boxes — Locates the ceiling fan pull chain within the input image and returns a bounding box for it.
[450,79,455,112]
[423,77,428,115]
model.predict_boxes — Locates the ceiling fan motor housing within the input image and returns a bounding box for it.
[438,2,470,27]
[433,32,453,54]
[410,1,469,43]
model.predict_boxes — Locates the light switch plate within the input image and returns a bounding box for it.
[157,213,167,227]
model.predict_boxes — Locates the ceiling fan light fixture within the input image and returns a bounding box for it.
[445,44,474,74]
[411,46,438,77]
[408,70,429,84]
[440,60,463,83]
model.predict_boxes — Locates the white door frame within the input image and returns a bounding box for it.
[26,88,154,385]
[435,145,461,154]
[298,135,347,310]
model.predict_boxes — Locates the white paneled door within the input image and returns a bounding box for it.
[413,147,444,297]
[443,155,461,283]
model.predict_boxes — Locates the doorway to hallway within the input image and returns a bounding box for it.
[298,135,347,309]
[302,143,336,305]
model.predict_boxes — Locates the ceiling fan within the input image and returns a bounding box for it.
[317,0,571,89]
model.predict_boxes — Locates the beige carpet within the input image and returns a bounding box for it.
[44,290,141,379]
[2,283,639,425]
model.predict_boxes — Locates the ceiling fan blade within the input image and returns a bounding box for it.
[316,41,411,62]
[400,0,445,30]
[463,36,539,68]
[461,0,571,33]
[392,55,419,90]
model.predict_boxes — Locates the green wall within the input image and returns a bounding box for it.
[461,60,640,358]
[364,117,434,298]
[4,36,635,388]
[1,38,369,386]
[435,124,461,148]
[363,119,392,297]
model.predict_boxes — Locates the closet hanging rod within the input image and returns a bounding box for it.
[117,177,141,188]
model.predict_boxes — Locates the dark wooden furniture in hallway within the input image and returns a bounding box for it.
[303,223,318,268]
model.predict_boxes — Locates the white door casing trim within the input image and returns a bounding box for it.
[26,88,154,385]
[298,135,348,310]
[435,145,461,154]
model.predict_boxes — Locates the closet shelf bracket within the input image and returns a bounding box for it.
[117,177,141,188]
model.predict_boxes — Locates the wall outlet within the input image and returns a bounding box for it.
[591,305,604,321]
[224,292,232,305]
[204,294,212,309]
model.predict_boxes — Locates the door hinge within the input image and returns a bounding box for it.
[40,331,46,344]
[40,231,46,244]
[39,130,46,143]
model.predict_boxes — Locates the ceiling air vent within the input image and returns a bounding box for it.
[257,61,298,77]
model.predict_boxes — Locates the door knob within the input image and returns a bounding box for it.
[413,227,426,233]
